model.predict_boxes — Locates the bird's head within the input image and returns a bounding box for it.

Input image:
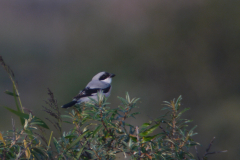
[92,71,115,84]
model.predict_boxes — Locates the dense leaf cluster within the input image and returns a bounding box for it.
[0,56,226,159]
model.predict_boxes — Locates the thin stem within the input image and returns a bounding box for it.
[136,126,141,160]
[195,146,200,160]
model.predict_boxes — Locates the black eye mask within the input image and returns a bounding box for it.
[99,72,110,80]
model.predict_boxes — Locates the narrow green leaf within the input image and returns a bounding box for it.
[63,121,72,124]
[176,108,190,118]
[164,139,175,144]
[128,137,133,148]
[129,135,137,142]
[4,90,19,97]
[175,95,182,111]
[92,125,102,137]
[139,124,159,137]
[61,115,72,119]
[3,106,49,129]
[53,137,60,153]
[188,125,197,135]
[132,98,140,103]
[161,107,170,111]
[142,134,159,143]
[76,140,88,159]
[66,130,90,150]
[64,135,76,139]
[12,87,24,125]
[127,112,140,119]
[88,96,98,104]
[140,122,151,128]
[110,109,117,121]
[117,96,128,105]
[83,123,97,132]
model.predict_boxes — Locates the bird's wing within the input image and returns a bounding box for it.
[73,81,111,100]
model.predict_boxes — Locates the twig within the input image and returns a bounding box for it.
[205,137,215,154]
[136,126,141,160]
[202,137,227,159]
[10,129,24,148]
[11,117,15,141]
[195,146,200,160]
[92,149,101,160]
[205,150,228,155]
[16,136,33,160]
[99,105,109,133]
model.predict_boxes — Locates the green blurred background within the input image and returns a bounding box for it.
[0,0,240,159]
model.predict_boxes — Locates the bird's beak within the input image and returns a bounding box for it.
[110,73,116,78]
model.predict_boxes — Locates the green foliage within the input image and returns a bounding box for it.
[0,56,227,159]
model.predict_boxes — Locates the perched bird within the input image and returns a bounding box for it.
[61,71,115,108]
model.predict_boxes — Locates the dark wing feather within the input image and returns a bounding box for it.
[61,101,77,108]
[73,86,111,100]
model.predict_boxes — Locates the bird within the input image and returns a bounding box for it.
[61,71,115,108]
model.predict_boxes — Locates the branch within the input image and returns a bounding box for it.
[195,146,200,160]
[203,137,227,159]
[136,126,141,160]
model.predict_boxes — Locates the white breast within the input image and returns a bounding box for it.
[101,77,112,84]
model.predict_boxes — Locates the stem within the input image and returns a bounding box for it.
[136,126,141,159]
[10,129,24,148]
[170,101,176,157]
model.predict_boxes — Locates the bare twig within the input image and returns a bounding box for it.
[205,150,228,155]
[202,137,227,159]
[205,137,215,154]
[195,145,200,160]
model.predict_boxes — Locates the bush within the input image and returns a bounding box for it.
[0,56,226,160]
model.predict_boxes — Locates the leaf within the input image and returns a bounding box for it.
[61,115,72,119]
[141,122,151,128]
[83,123,97,132]
[127,112,140,119]
[92,125,102,137]
[53,137,60,153]
[12,87,25,125]
[128,137,133,148]
[110,109,118,121]
[3,106,49,129]
[132,98,140,104]
[142,135,159,143]
[161,107,170,111]
[175,95,182,111]
[126,92,130,103]
[0,132,6,146]
[164,139,175,144]
[117,96,128,105]
[4,90,19,97]
[176,108,190,118]
[129,135,137,142]
[24,139,31,159]
[66,130,90,150]
[88,96,98,104]
[139,124,159,137]
[188,125,197,135]
[76,140,88,159]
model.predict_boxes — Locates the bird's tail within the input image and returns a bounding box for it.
[61,101,77,108]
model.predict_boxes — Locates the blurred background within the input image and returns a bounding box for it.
[0,0,239,159]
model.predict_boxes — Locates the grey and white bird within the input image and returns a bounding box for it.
[61,71,115,108]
